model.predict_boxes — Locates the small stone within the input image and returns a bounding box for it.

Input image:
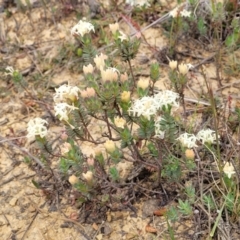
[9,197,18,206]
[122,224,131,232]
[142,199,161,218]
[101,223,112,235]
[96,234,103,240]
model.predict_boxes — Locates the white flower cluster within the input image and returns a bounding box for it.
[71,20,95,37]
[169,6,191,18]
[126,0,150,7]
[53,84,80,103]
[27,118,48,140]
[54,103,78,122]
[177,133,198,148]
[197,129,216,144]
[128,90,179,120]
[177,129,216,148]
[53,84,80,122]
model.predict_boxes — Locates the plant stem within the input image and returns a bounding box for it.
[127,59,135,92]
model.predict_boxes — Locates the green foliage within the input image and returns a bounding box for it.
[109,167,119,181]
[178,199,193,216]
[166,206,179,222]
[109,149,122,164]
[203,194,215,210]
[120,128,133,148]
[150,63,160,82]
[197,17,207,36]
[137,116,155,139]
[162,155,181,181]
[225,192,235,213]
[23,156,31,165]
[59,157,70,175]
[186,159,196,171]
[225,26,240,49]
[21,6,240,231]
[147,142,159,158]
[75,181,90,195]
[185,184,195,204]
[117,37,141,62]
[159,106,178,143]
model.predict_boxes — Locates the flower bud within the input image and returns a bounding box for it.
[109,22,119,34]
[104,140,116,153]
[87,157,94,166]
[169,60,178,70]
[82,171,93,182]
[137,78,149,90]
[114,116,126,129]
[120,72,128,82]
[83,64,94,74]
[185,149,195,159]
[101,68,118,82]
[150,63,160,81]
[94,53,108,70]
[69,175,79,185]
[61,132,68,140]
[121,91,131,103]
[178,63,188,75]
[94,148,102,156]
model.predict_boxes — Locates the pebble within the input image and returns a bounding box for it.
[9,197,18,206]
[96,234,103,240]
[142,199,161,218]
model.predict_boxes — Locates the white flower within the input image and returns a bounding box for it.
[180,9,191,18]
[186,63,194,70]
[109,22,119,34]
[108,67,120,74]
[169,60,178,70]
[154,116,165,139]
[101,68,118,82]
[128,96,158,120]
[126,0,150,7]
[197,129,216,144]
[71,20,95,37]
[53,84,80,103]
[82,171,93,182]
[169,6,179,18]
[27,118,48,140]
[154,90,179,108]
[83,63,94,74]
[54,103,78,121]
[223,162,235,178]
[94,53,108,70]
[178,63,189,75]
[118,31,128,42]
[5,66,15,75]
[177,133,198,148]
[104,140,116,153]
[114,116,126,129]
[69,175,79,185]
[137,78,149,90]
[128,90,179,120]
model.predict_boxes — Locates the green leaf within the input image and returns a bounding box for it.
[109,167,119,181]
